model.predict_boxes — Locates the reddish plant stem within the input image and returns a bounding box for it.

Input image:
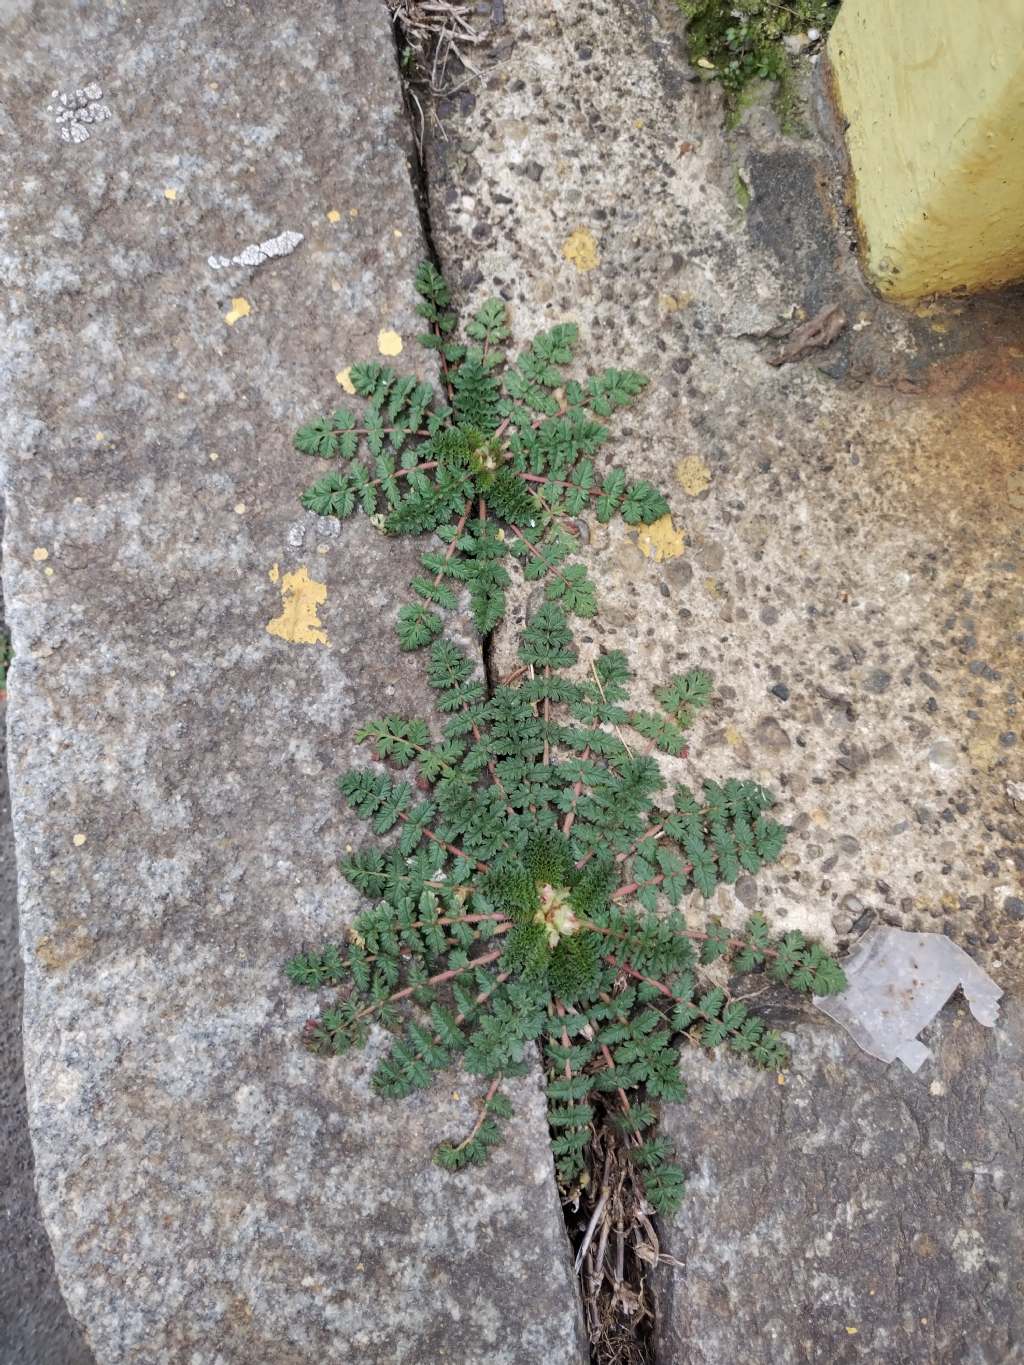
[432,499,474,587]
[396,810,490,871]
[449,1075,504,1154]
[561,746,591,837]
[611,873,667,901]
[603,955,676,1002]
[542,666,551,766]
[505,520,575,594]
[455,969,512,1027]
[520,471,599,497]
[353,946,503,1023]
[615,823,665,863]
[364,459,438,491]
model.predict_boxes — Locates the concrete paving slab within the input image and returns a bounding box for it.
[0,4,582,1361]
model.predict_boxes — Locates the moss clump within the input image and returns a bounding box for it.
[679,0,840,101]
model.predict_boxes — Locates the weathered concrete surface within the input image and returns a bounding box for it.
[426,0,1024,984]
[0,5,582,1362]
[0,558,96,1365]
[658,997,1024,1364]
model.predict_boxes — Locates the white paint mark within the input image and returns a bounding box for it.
[208,230,304,272]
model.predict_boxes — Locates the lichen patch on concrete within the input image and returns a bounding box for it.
[266,566,329,646]
[561,227,599,272]
[224,296,251,326]
[634,513,685,562]
[676,454,712,496]
[377,328,403,356]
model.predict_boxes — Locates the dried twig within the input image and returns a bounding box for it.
[387,0,489,97]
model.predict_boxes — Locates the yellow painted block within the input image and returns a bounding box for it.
[828,0,1024,298]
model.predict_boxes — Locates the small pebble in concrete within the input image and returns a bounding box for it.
[1004,897,1024,921]
[770,682,789,701]
[734,876,757,908]
[865,669,892,694]
[755,716,791,750]
[928,739,957,770]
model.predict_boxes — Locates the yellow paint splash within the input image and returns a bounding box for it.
[377,329,403,357]
[336,366,356,394]
[326,209,341,223]
[32,547,49,562]
[266,565,329,646]
[72,832,87,847]
[968,723,1001,771]
[635,515,684,562]
[268,563,280,583]
[562,227,600,272]
[164,187,178,201]
[676,455,712,496]
[225,297,251,326]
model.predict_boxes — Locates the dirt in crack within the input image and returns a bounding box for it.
[559,1088,666,1364]
[387,15,670,1365]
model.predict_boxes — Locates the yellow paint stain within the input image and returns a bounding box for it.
[393,228,403,239]
[968,723,1001,771]
[336,366,356,394]
[326,209,341,223]
[777,1073,786,1085]
[266,565,329,646]
[234,502,246,515]
[209,451,219,461]
[72,832,87,847]
[377,329,403,357]
[349,208,359,218]
[724,724,744,748]
[44,566,54,577]
[635,515,685,562]
[268,563,280,583]
[676,455,712,496]
[561,227,600,272]
[225,297,251,326]
[32,547,49,561]
[704,577,719,597]
[659,292,691,314]
[164,187,178,201]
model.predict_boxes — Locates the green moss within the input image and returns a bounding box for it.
[734,167,752,213]
[678,0,840,106]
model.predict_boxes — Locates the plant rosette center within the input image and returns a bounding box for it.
[535,882,581,948]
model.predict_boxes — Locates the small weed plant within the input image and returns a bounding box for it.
[287,604,845,1215]
[293,265,668,651]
